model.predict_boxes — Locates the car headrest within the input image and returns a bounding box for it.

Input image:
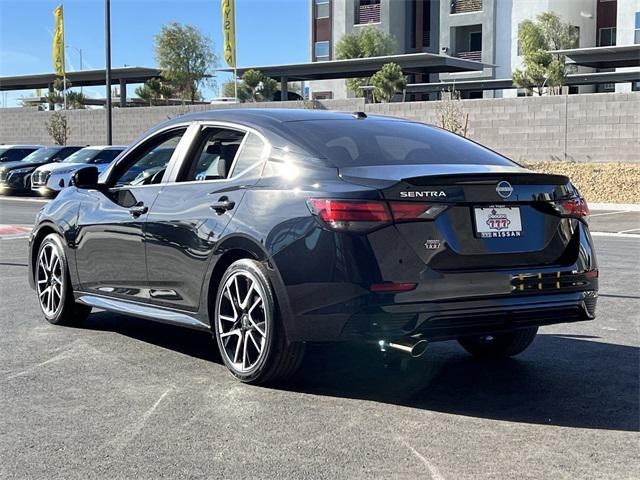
[206,143,222,155]
[404,148,432,163]
[324,145,354,164]
[217,157,228,178]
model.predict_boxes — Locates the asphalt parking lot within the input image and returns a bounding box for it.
[0,197,638,479]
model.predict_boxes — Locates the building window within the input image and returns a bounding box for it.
[635,12,640,44]
[598,27,616,46]
[571,25,580,48]
[469,31,482,51]
[312,91,333,100]
[452,25,482,61]
[355,0,380,25]
[315,41,330,61]
[315,0,329,19]
[450,0,483,15]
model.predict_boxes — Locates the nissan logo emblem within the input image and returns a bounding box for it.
[496,181,514,199]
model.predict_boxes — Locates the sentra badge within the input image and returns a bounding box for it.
[400,191,446,198]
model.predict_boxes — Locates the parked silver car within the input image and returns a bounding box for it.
[31,145,125,196]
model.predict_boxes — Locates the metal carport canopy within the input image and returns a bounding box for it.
[397,70,640,94]
[218,52,488,81]
[550,45,640,69]
[0,67,162,91]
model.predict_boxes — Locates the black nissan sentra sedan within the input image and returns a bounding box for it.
[28,109,598,384]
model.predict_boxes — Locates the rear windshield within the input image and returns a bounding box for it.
[284,120,515,167]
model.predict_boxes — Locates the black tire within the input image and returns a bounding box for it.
[458,327,538,358]
[35,234,92,326]
[213,259,304,385]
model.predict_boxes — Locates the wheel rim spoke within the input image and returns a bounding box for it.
[247,330,261,352]
[242,331,249,370]
[249,316,265,337]
[233,333,243,363]
[218,271,269,373]
[220,328,241,339]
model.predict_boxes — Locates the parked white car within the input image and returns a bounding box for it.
[31,145,125,196]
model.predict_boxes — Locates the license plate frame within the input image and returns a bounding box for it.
[473,206,523,238]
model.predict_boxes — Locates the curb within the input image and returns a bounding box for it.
[590,203,640,212]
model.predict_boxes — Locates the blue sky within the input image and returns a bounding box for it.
[0,0,310,106]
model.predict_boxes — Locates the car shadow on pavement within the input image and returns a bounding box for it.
[291,335,639,433]
[80,312,638,432]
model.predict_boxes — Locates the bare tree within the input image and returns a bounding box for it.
[46,112,69,145]
[437,89,469,137]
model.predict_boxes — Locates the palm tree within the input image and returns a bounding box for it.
[370,63,407,103]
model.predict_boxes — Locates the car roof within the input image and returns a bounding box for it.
[146,108,406,154]
[80,145,126,150]
[0,144,44,149]
[166,108,403,128]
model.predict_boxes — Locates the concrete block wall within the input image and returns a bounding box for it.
[1,93,638,162]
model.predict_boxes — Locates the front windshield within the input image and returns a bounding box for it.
[22,147,60,163]
[63,149,98,164]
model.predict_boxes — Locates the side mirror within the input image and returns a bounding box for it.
[71,166,99,189]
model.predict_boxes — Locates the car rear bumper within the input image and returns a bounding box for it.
[340,290,597,342]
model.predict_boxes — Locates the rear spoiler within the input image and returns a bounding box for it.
[405,172,571,186]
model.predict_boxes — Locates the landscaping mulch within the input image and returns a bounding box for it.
[523,162,640,205]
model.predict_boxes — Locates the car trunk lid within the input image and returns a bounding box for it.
[339,164,582,270]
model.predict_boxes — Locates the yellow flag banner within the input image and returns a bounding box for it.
[53,5,65,76]
[222,0,236,68]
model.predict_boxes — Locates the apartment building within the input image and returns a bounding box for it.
[309,0,639,99]
[309,0,440,99]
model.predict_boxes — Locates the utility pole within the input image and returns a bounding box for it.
[105,0,112,145]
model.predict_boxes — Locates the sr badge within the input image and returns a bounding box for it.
[424,239,441,250]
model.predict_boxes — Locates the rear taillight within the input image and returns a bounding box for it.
[388,202,447,221]
[307,199,446,232]
[556,197,590,218]
[307,199,391,232]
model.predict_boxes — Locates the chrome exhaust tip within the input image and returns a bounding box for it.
[378,338,429,358]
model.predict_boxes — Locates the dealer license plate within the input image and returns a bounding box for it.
[474,206,522,238]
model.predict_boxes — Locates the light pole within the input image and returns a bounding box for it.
[105,0,112,145]
[65,44,83,94]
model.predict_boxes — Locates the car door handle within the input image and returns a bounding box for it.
[128,204,148,218]
[210,197,235,214]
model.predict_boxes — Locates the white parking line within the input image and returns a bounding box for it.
[591,232,640,239]
[0,196,47,203]
[618,228,640,234]
[590,210,632,217]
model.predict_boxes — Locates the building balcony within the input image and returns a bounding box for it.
[357,3,380,24]
[455,50,482,61]
[450,0,482,14]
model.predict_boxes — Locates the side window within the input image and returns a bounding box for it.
[92,149,122,165]
[230,132,267,178]
[113,129,186,187]
[179,127,245,182]
[3,149,33,161]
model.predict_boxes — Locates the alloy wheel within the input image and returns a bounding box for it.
[37,243,64,317]
[217,271,269,373]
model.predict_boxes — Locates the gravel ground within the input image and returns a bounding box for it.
[524,162,640,204]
